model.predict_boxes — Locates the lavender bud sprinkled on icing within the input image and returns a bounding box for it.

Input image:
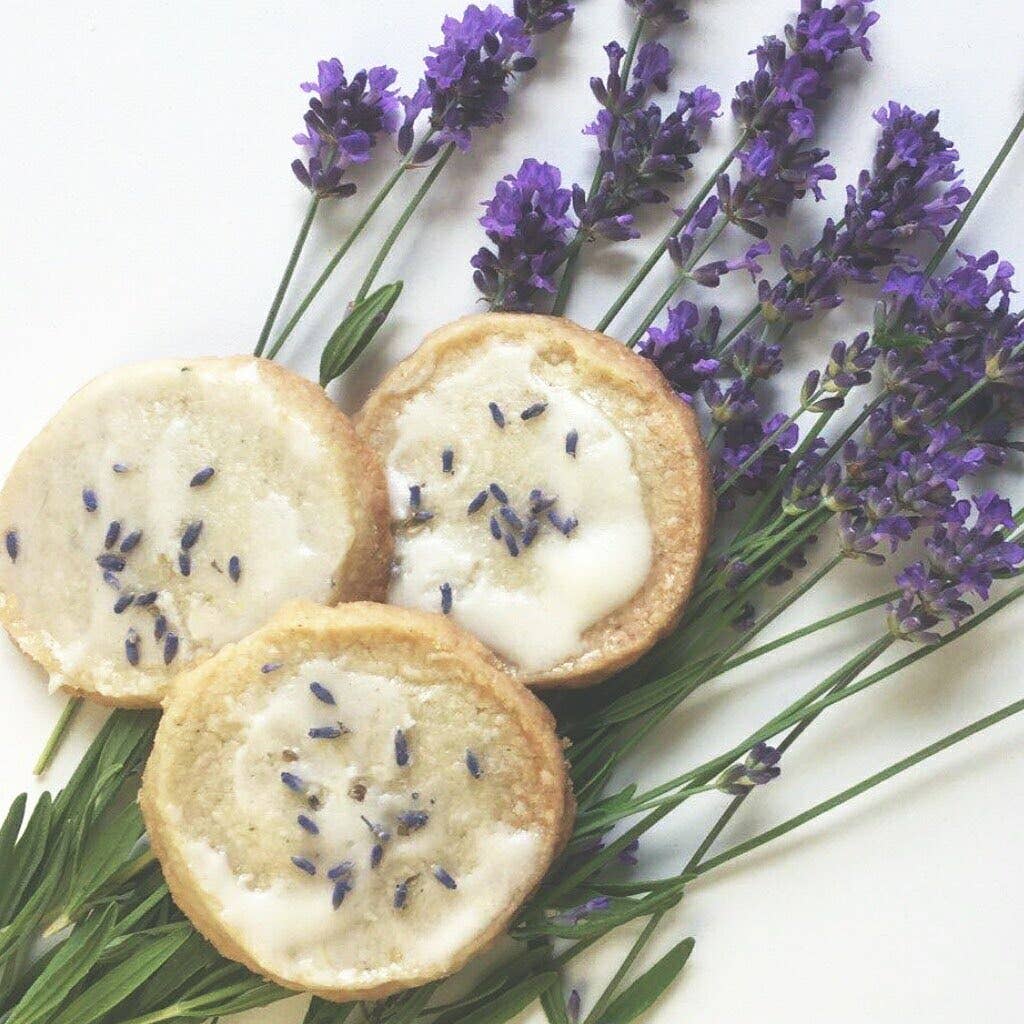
[332,878,352,908]
[189,466,215,487]
[113,594,135,614]
[328,861,354,880]
[178,552,191,577]
[500,505,523,531]
[103,570,120,589]
[520,401,547,420]
[281,771,305,792]
[522,519,539,547]
[568,989,581,1023]
[548,510,578,535]
[97,554,126,572]
[263,662,284,674]
[361,815,392,843]
[5,530,18,563]
[82,488,98,513]
[124,628,140,666]
[432,865,458,890]
[397,810,430,833]
[466,749,483,778]
[441,447,454,474]
[180,520,203,550]
[310,681,336,704]
[409,484,422,509]
[529,488,557,512]
[565,429,578,457]
[112,463,130,474]
[395,728,410,767]
[163,632,179,665]
[308,725,345,739]
[504,532,520,557]
[440,581,453,614]
[488,401,506,427]
[489,482,509,504]
[135,591,158,606]
[104,521,122,550]
[228,555,241,582]
[297,813,320,835]
[489,515,502,540]
[370,843,384,868]
[467,489,488,514]
[291,856,316,876]
[411,508,435,523]
[394,880,410,909]
[120,529,143,553]
[154,615,167,640]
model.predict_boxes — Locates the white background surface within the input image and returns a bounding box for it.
[2,2,1023,1021]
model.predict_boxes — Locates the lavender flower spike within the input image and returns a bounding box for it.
[513,0,575,34]
[472,159,575,311]
[626,1,689,25]
[292,60,402,197]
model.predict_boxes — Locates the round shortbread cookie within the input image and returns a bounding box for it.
[355,313,713,689]
[0,357,390,706]
[141,601,573,1001]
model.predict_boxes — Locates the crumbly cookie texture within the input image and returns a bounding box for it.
[141,601,573,1002]
[356,313,713,689]
[0,357,390,706]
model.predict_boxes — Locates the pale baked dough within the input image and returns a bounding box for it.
[355,313,712,689]
[0,357,390,706]
[141,601,573,1001]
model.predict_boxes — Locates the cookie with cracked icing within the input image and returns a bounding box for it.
[0,356,391,707]
[141,600,573,1001]
[355,313,713,689]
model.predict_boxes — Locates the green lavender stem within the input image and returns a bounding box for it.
[33,698,83,776]
[352,145,456,305]
[550,15,647,317]
[253,194,321,357]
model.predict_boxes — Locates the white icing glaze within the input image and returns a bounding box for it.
[0,360,355,700]
[176,661,543,989]
[385,342,653,673]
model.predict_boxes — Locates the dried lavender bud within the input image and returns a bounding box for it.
[432,865,458,890]
[281,771,305,792]
[120,529,143,553]
[297,814,320,835]
[397,810,430,834]
[467,490,488,514]
[394,880,410,909]
[180,520,203,550]
[104,521,122,550]
[113,594,134,614]
[97,554,126,572]
[112,462,130,474]
[4,530,17,563]
[409,484,422,509]
[466,750,483,778]
[565,429,578,456]
[309,725,345,739]
[489,515,502,540]
[291,856,316,876]
[310,681,336,704]
[504,532,520,557]
[522,519,539,547]
[370,843,384,868]
[411,508,435,524]
[488,401,506,427]
[500,505,524,531]
[395,728,410,767]
[263,662,284,674]
[331,879,352,908]
[328,861,354,880]
[163,633,179,665]
[82,488,98,513]
[124,628,140,666]
[135,591,158,606]
[190,466,215,487]
[489,482,509,503]
[178,552,191,577]
[440,581,453,614]
[154,615,167,640]
[441,447,454,473]
[520,401,548,420]
[228,555,241,582]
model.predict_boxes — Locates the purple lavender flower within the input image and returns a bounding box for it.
[714,412,800,510]
[292,60,401,197]
[400,4,535,156]
[887,491,1023,642]
[637,301,722,400]
[626,0,689,25]
[557,895,612,925]
[472,159,575,311]
[513,0,575,33]
[716,741,782,795]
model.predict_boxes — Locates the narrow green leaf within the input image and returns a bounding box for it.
[443,972,558,1024]
[514,890,682,942]
[0,794,52,926]
[303,997,355,1024]
[319,281,403,385]
[49,924,191,1024]
[595,937,694,1024]
[0,794,27,881]
[7,903,118,1024]
[66,802,147,912]
[540,978,571,1024]
[383,980,442,1024]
